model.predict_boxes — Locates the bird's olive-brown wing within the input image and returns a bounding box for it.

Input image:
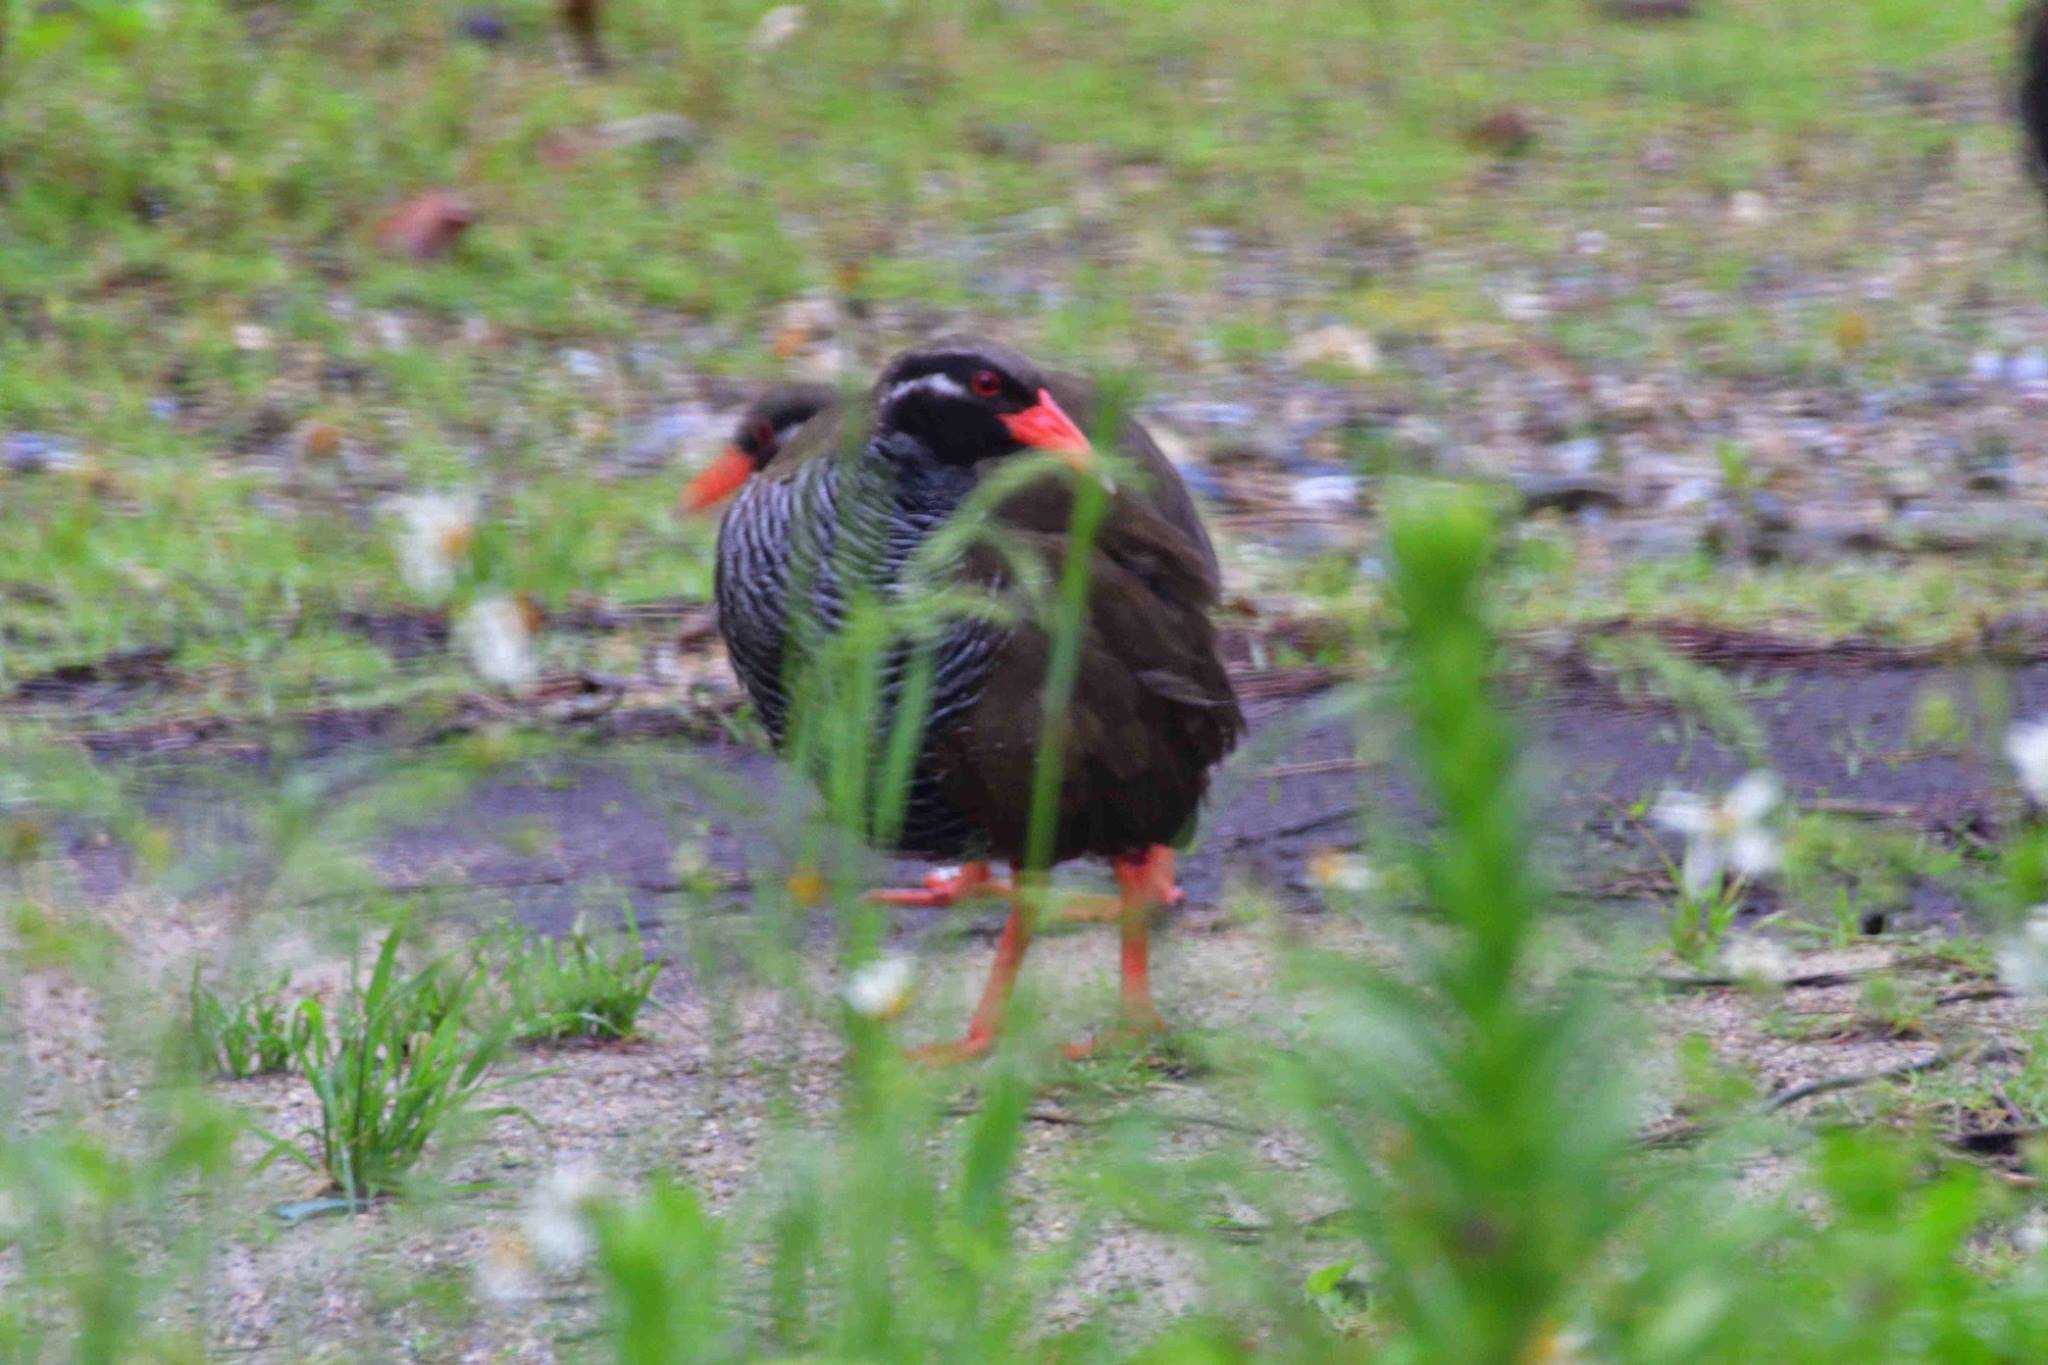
[925,480,1241,865]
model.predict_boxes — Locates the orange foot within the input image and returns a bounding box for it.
[908,1028,997,1066]
[868,862,1012,909]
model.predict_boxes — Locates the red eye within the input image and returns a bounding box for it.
[970,369,1002,399]
[751,420,776,452]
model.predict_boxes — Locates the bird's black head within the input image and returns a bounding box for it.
[735,384,837,469]
[683,383,837,513]
[872,337,1091,467]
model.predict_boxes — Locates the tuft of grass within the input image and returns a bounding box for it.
[484,915,663,1045]
[1665,880,1745,967]
[187,969,302,1079]
[257,927,525,1203]
[1266,486,1640,1358]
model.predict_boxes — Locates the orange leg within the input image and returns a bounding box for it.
[868,860,1012,909]
[1066,846,1176,1060]
[910,889,1035,1065]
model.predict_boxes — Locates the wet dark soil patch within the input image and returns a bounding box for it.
[46,649,2048,962]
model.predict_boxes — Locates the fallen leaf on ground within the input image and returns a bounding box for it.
[374,191,476,261]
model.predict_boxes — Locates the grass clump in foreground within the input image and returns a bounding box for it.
[483,914,663,1044]
[188,969,301,1079]
[257,925,526,1204]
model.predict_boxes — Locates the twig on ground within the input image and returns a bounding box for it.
[1762,1045,2019,1114]
[1935,986,2013,1008]
[1582,966,1872,992]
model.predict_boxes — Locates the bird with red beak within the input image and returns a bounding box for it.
[681,384,839,515]
[698,338,1239,1062]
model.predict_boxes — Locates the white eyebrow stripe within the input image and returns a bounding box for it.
[885,373,969,405]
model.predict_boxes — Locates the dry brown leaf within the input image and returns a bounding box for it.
[374,191,476,261]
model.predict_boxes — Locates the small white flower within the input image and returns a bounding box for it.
[1653,771,1782,898]
[389,492,477,599]
[521,1164,614,1273]
[474,1228,539,1303]
[1719,935,1792,984]
[458,595,538,691]
[2018,1211,2048,1256]
[842,954,916,1020]
[2008,720,2048,805]
[1308,850,1377,896]
[749,3,804,52]
[1999,908,2048,998]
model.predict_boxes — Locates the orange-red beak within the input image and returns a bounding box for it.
[681,446,756,513]
[999,389,1092,456]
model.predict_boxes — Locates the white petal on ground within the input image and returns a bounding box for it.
[458,596,538,690]
[1998,909,2048,998]
[1308,850,1377,895]
[390,492,477,598]
[521,1164,615,1273]
[2009,721,2048,805]
[843,954,917,1020]
[474,1228,539,1304]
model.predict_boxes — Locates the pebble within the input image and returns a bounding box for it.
[1961,435,2015,494]
[456,8,510,43]
[1288,473,1361,511]
[560,349,607,383]
[597,114,702,161]
[1727,190,1771,226]
[1747,489,1796,534]
[1285,324,1380,377]
[619,405,726,471]
[1519,474,1624,516]
[1546,436,1604,477]
[372,312,410,349]
[1892,506,2048,554]
[1169,401,1256,430]
[749,4,805,53]
[1177,464,1227,505]
[1603,0,1698,20]
[2014,349,2048,389]
[2,433,83,475]
[1662,476,1716,511]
